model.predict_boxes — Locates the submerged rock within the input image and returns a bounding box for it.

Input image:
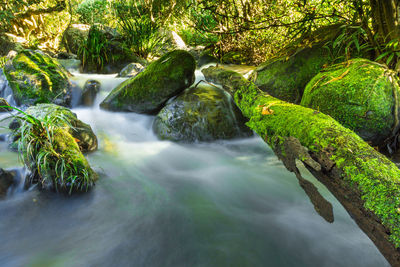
[81,80,100,106]
[117,63,144,78]
[26,104,98,152]
[100,50,196,114]
[0,168,14,197]
[3,50,72,106]
[153,83,252,142]
[301,58,400,146]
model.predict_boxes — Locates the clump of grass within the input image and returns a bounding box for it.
[1,106,97,194]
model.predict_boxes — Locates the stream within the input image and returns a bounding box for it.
[0,66,390,267]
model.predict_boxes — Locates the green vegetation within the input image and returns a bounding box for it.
[2,105,97,193]
[153,83,252,142]
[301,58,400,146]
[100,50,195,113]
[3,50,71,106]
[202,66,400,255]
[77,24,111,72]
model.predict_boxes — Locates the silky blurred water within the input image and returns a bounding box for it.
[0,69,389,267]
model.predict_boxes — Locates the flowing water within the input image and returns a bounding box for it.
[0,67,390,267]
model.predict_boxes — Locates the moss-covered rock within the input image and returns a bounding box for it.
[250,46,330,103]
[100,50,196,114]
[13,104,97,193]
[153,83,252,142]
[26,104,98,152]
[0,98,11,112]
[26,127,97,193]
[301,59,399,146]
[3,50,72,106]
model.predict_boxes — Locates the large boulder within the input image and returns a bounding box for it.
[250,46,330,103]
[12,104,97,193]
[153,83,252,142]
[301,58,400,146]
[248,24,354,104]
[3,50,72,107]
[100,50,196,114]
[25,104,98,152]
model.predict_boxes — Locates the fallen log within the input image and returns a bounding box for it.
[202,66,400,266]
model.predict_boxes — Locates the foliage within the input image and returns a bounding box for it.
[111,0,166,58]
[320,24,373,63]
[375,39,400,70]
[0,106,95,193]
[77,24,111,72]
[178,27,218,47]
[76,0,110,25]
[117,15,162,59]
[183,0,355,64]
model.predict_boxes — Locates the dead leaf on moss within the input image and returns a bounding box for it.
[262,106,274,115]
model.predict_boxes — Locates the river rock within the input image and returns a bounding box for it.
[0,168,13,197]
[0,98,12,112]
[117,63,144,78]
[26,104,98,152]
[3,50,72,107]
[100,50,196,114]
[301,58,400,146]
[81,80,100,106]
[11,104,98,193]
[153,83,252,142]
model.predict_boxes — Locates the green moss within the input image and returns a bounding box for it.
[3,50,71,106]
[15,106,97,193]
[100,50,196,113]
[153,84,252,142]
[26,104,98,152]
[301,58,398,146]
[203,67,400,248]
[251,46,331,103]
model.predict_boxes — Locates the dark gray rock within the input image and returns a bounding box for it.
[153,83,252,142]
[81,80,100,106]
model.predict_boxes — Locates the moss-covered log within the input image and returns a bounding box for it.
[202,66,400,266]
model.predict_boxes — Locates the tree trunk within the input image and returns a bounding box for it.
[202,66,400,266]
[370,0,400,41]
